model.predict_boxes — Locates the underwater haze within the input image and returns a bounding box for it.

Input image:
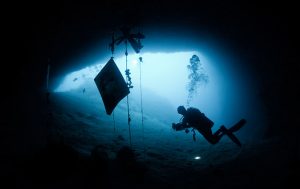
[53,42,266,152]
[7,1,296,188]
[42,41,277,187]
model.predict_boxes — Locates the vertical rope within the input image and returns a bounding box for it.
[110,31,115,58]
[110,33,116,133]
[137,24,145,157]
[125,40,132,147]
[127,96,132,146]
[139,56,145,156]
[139,57,144,129]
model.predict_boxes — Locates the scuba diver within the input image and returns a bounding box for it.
[172,106,246,147]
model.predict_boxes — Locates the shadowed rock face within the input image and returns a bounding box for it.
[115,146,148,184]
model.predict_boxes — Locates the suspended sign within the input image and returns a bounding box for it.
[94,58,129,115]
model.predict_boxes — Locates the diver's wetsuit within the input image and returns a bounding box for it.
[173,107,225,144]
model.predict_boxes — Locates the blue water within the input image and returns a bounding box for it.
[53,37,267,151]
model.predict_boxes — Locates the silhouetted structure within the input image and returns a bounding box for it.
[94,58,129,115]
[172,106,246,146]
[116,146,147,183]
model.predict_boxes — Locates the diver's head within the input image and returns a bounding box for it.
[177,106,186,115]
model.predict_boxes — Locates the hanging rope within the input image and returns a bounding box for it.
[125,40,132,147]
[139,57,144,131]
[110,32,116,133]
[109,31,115,58]
[136,24,145,156]
[139,55,146,158]
[108,25,145,148]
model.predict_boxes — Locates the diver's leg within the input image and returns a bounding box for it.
[216,125,242,147]
[204,125,228,144]
[201,129,221,144]
[213,125,227,137]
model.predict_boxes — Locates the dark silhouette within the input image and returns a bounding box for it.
[116,146,147,183]
[172,106,246,146]
[110,26,145,54]
[46,91,50,104]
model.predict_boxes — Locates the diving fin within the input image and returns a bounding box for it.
[221,119,246,147]
[226,132,242,147]
[228,119,246,132]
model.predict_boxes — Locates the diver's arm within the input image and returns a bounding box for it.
[172,117,190,131]
[181,117,188,126]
